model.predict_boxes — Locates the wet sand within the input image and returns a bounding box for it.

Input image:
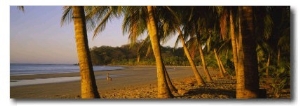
[11,66,215,99]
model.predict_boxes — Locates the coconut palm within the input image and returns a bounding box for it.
[217,6,264,98]
[19,6,104,99]
[158,6,208,85]
[234,6,260,98]
[146,6,173,98]
[121,6,174,98]
[168,6,216,83]
[61,6,100,98]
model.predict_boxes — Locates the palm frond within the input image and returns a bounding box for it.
[60,6,72,26]
[17,6,25,12]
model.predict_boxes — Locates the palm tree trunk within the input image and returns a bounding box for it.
[214,49,225,78]
[137,54,140,63]
[163,64,178,93]
[72,6,100,98]
[219,55,227,74]
[197,38,213,82]
[229,8,238,76]
[146,6,172,98]
[179,34,205,86]
[266,53,270,77]
[236,6,260,99]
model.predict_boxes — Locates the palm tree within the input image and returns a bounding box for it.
[162,6,208,85]
[179,31,206,85]
[218,6,262,98]
[229,7,238,76]
[178,6,215,82]
[122,6,174,98]
[18,6,101,99]
[180,6,214,83]
[146,6,173,98]
[61,6,100,98]
[235,6,260,98]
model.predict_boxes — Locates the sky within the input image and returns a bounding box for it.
[10,6,178,64]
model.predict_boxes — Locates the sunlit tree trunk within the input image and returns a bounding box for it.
[72,6,100,99]
[219,55,227,74]
[146,6,173,98]
[197,36,213,82]
[179,34,205,86]
[163,64,178,93]
[137,53,140,63]
[214,49,225,78]
[236,6,259,99]
[229,8,238,76]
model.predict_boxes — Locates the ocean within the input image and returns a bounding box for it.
[10,63,124,76]
[10,63,124,87]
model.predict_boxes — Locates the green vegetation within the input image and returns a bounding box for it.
[89,41,190,66]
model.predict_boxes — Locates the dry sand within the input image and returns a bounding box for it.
[10,66,195,98]
[10,66,290,99]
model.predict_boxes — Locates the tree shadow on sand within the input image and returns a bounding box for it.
[175,78,237,99]
[183,87,236,99]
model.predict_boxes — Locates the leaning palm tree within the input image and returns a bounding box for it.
[122,6,173,98]
[166,6,213,84]
[61,6,100,98]
[159,6,205,86]
[146,6,173,98]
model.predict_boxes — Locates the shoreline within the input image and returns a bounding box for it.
[11,66,212,98]
[10,65,196,80]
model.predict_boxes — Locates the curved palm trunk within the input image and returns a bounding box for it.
[196,37,213,82]
[179,34,205,86]
[229,9,238,76]
[217,50,227,74]
[72,6,100,98]
[236,6,259,99]
[163,64,178,93]
[214,49,225,78]
[146,6,173,98]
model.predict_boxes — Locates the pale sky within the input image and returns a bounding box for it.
[10,6,178,64]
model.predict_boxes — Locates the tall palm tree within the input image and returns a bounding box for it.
[179,31,206,85]
[146,6,173,98]
[235,6,260,98]
[61,6,100,98]
[121,6,174,98]
[181,6,214,83]
[18,6,101,99]
[229,7,238,76]
[162,6,208,85]
[218,6,262,98]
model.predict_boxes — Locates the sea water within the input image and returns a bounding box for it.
[10,63,124,76]
[10,63,124,87]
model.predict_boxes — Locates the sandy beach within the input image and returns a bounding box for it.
[10,66,196,98]
[10,66,290,99]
